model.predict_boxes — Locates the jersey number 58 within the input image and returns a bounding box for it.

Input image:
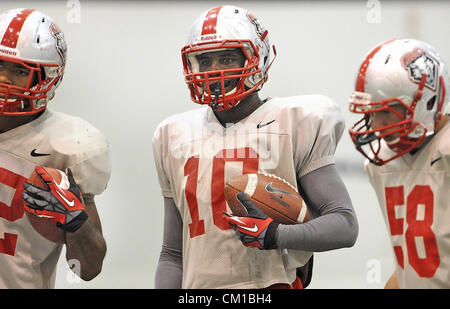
[385,185,440,278]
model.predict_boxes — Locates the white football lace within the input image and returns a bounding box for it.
[247,173,298,193]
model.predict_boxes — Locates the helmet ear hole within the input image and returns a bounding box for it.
[427,95,436,111]
[40,67,46,82]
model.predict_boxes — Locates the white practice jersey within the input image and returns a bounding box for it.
[153,95,344,288]
[365,121,450,288]
[0,110,111,288]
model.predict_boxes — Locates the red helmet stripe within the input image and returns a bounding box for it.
[1,9,35,49]
[436,76,446,122]
[201,6,223,35]
[355,39,397,92]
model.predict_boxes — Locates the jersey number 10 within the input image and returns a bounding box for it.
[184,147,259,238]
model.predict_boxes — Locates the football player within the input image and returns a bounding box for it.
[348,38,449,288]
[0,9,111,288]
[153,5,358,289]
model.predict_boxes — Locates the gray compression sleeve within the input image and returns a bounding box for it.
[154,197,183,289]
[276,164,358,251]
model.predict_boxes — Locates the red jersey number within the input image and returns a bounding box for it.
[0,168,27,256]
[184,147,259,238]
[385,185,440,278]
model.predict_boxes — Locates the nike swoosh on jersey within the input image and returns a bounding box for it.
[30,149,51,157]
[256,120,275,129]
[431,157,442,166]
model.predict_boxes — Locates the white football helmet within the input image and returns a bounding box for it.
[0,8,66,115]
[181,5,275,111]
[349,39,449,165]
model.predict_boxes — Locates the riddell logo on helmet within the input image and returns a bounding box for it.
[200,34,218,41]
[0,47,17,57]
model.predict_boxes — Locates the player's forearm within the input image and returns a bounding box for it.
[277,209,358,251]
[65,217,107,281]
[277,164,358,251]
[155,246,183,288]
[156,197,184,288]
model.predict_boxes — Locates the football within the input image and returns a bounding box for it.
[24,167,66,243]
[224,173,310,225]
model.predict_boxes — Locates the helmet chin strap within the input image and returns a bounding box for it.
[382,74,430,153]
[212,86,221,110]
[210,84,239,111]
[385,136,400,146]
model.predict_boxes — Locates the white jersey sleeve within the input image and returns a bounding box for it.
[440,134,450,176]
[278,95,345,178]
[153,118,175,199]
[33,110,111,195]
[0,109,111,288]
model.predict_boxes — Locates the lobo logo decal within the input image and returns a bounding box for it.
[246,12,265,38]
[50,22,67,64]
[401,48,439,92]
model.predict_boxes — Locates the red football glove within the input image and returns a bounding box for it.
[22,166,88,233]
[223,192,279,250]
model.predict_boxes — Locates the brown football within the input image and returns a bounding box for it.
[224,173,309,225]
[25,167,66,243]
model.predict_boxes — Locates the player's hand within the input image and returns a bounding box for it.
[223,192,279,250]
[22,166,88,233]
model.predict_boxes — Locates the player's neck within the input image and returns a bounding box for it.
[410,114,449,154]
[0,111,44,134]
[435,114,449,133]
[212,92,264,127]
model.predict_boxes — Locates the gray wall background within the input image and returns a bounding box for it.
[3,1,449,288]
